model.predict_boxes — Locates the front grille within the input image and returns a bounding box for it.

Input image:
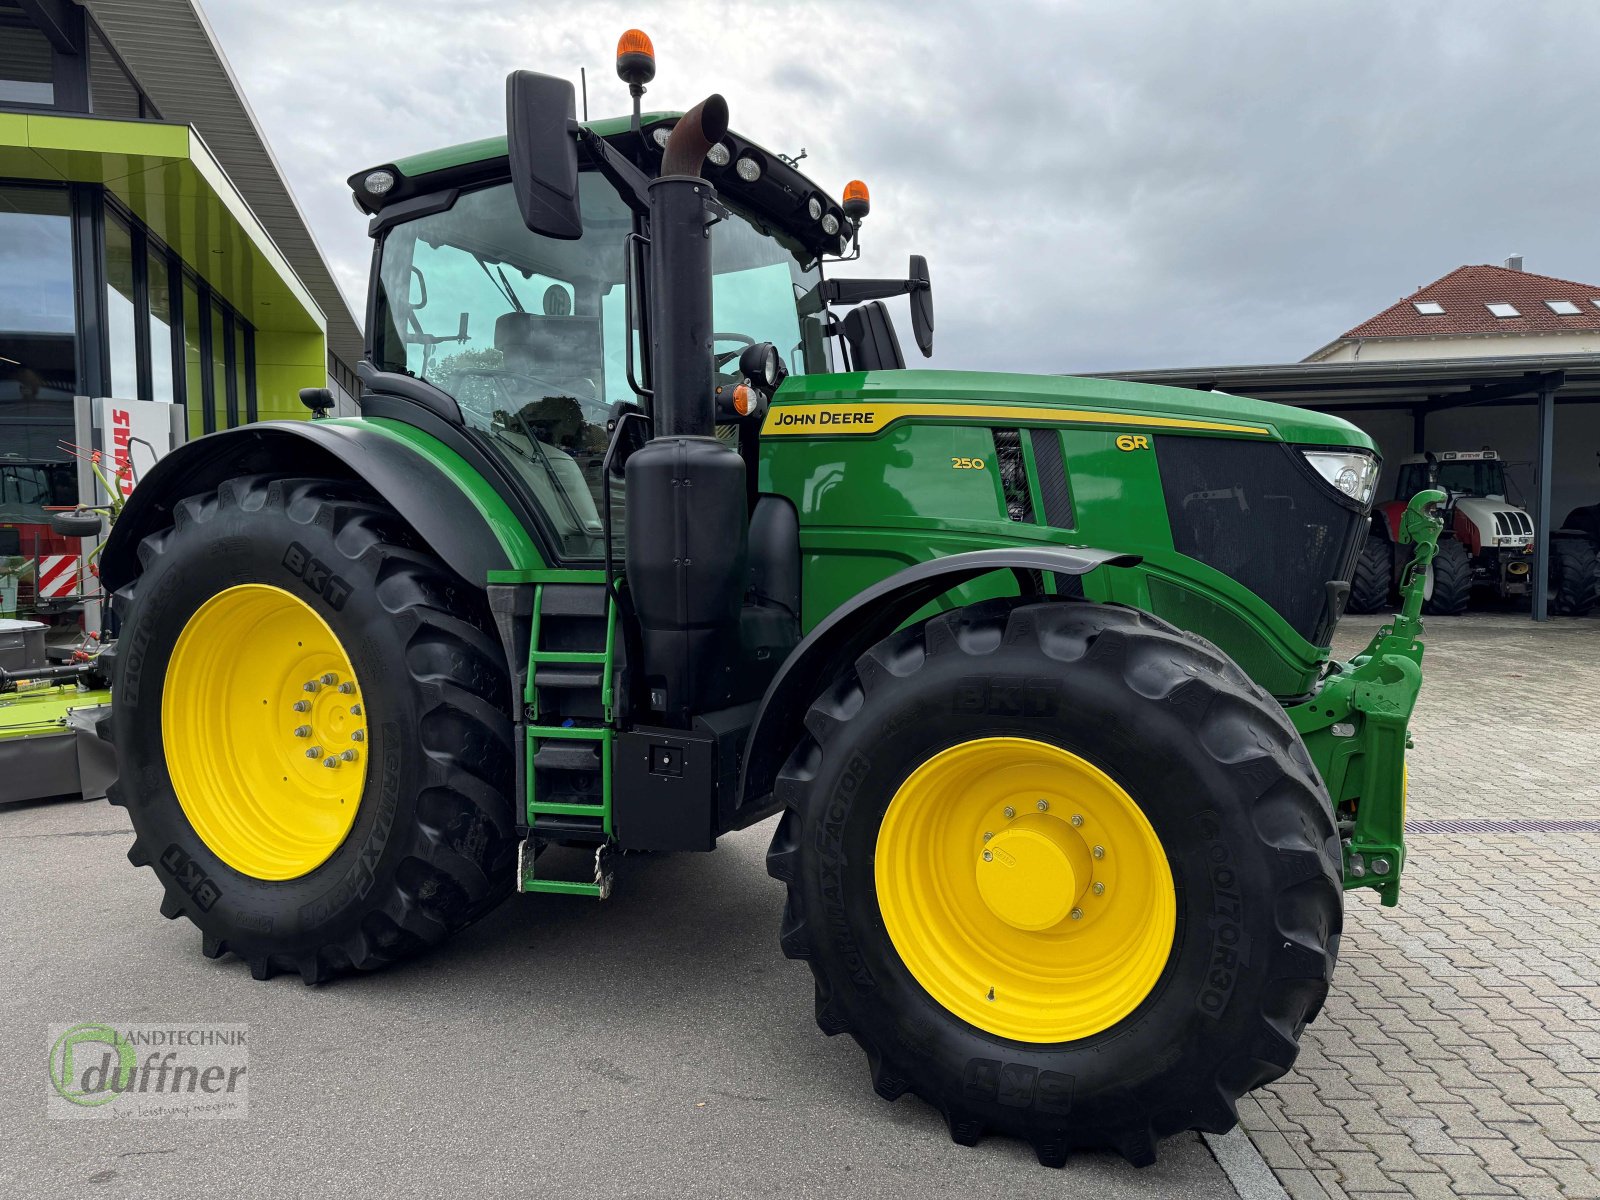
[1155,437,1368,646]
[1492,510,1533,539]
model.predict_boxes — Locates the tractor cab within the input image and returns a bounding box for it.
[1394,449,1508,504]
[354,82,933,565]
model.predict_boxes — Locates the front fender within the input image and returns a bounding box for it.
[732,546,1140,824]
[101,419,543,593]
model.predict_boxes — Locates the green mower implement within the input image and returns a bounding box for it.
[99,32,1443,1167]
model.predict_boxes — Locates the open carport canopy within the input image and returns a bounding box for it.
[1098,353,1600,620]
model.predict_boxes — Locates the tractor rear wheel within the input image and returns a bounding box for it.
[766,598,1341,1166]
[1423,537,1471,615]
[109,475,517,982]
[1347,532,1393,613]
[1549,538,1600,616]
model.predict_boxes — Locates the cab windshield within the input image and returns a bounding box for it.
[1396,459,1506,502]
[372,172,826,558]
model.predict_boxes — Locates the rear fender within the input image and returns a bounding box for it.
[731,546,1140,826]
[100,420,543,593]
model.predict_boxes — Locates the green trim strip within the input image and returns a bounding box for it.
[354,418,545,573]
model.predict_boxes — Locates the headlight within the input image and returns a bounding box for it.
[821,212,840,236]
[1301,450,1379,505]
[652,126,673,148]
[735,156,762,182]
[363,169,396,196]
[807,196,823,221]
[706,142,730,167]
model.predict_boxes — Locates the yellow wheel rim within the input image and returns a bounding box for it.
[875,737,1176,1043]
[162,584,367,881]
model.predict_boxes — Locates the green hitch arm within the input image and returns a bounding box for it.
[1294,489,1444,906]
[1387,488,1445,648]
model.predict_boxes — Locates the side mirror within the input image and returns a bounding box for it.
[908,254,934,358]
[299,387,334,418]
[506,71,583,240]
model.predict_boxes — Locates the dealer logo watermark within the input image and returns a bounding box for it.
[47,1023,248,1119]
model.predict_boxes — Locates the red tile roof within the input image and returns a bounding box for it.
[1341,264,1600,339]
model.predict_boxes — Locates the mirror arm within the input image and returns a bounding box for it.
[799,275,929,316]
[574,124,652,215]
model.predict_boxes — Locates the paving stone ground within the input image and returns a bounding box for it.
[1239,610,1600,1200]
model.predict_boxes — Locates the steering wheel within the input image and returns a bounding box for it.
[712,332,755,370]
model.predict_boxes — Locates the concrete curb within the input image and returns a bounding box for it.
[1203,1129,1290,1200]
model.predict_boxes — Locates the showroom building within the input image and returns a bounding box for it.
[2,0,359,614]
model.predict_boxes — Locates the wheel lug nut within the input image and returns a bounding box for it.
[303,681,320,693]
[1092,845,1105,859]
[1070,814,1084,827]
[1003,806,1016,819]
[1092,881,1106,896]
[982,849,993,862]
[1036,799,1049,812]
[1070,908,1083,921]
[293,699,311,712]
[293,725,312,738]
[349,704,362,716]
[338,682,356,694]
[982,831,993,842]
[305,746,322,758]
[350,729,365,742]
[323,756,340,769]
[341,749,359,762]
[321,673,338,686]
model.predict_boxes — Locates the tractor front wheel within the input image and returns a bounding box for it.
[109,475,517,982]
[1347,532,1393,613]
[1549,538,1600,616]
[767,599,1341,1166]
[1423,538,1472,615]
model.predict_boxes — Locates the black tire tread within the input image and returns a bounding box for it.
[1346,532,1393,614]
[109,474,515,984]
[765,598,1341,1167]
[1423,537,1471,615]
[1550,539,1600,616]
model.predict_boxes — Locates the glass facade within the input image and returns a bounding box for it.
[1,2,325,620]
[0,183,258,614]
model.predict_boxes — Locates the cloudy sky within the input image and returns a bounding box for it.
[204,0,1600,373]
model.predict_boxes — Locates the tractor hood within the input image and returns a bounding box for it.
[764,370,1376,450]
[1453,496,1534,546]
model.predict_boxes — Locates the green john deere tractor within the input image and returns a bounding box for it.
[99,33,1444,1167]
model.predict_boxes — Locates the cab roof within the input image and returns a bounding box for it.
[355,111,855,260]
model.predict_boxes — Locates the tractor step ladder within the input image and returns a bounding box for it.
[519,574,616,899]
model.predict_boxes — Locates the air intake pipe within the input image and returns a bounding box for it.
[626,94,749,725]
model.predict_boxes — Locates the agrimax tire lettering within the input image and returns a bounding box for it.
[816,750,874,990]
[296,722,401,928]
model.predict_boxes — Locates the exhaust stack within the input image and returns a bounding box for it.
[626,92,749,724]
[647,94,728,437]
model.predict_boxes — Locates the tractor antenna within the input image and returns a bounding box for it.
[580,67,588,121]
[777,148,808,168]
[616,29,655,135]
